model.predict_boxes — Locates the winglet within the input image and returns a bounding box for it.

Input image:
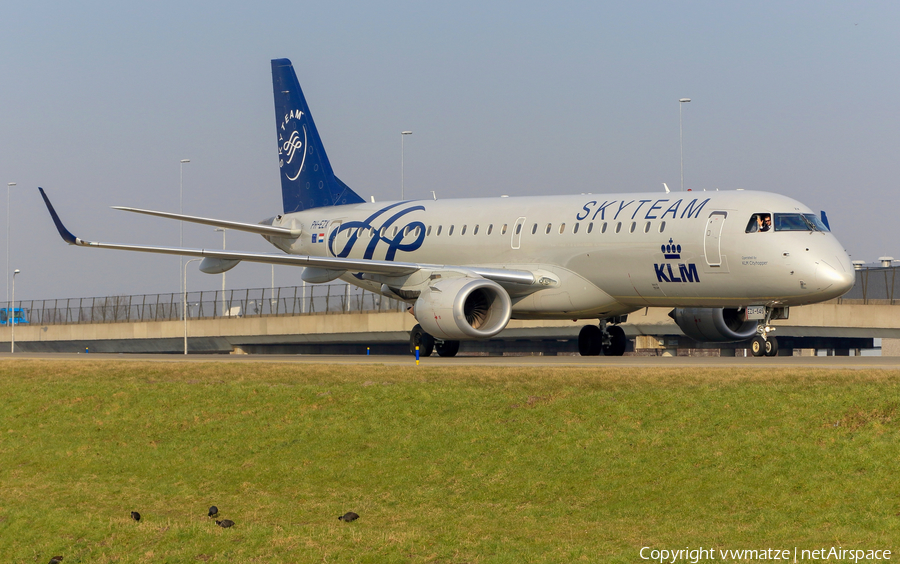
[38,187,79,245]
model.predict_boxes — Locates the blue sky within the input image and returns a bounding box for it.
[2,1,897,300]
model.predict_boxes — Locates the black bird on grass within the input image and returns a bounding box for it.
[208,506,219,518]
[49,557,63,564]
[338,512,359,522]
[130,511,141,522]
[216,519,235,528]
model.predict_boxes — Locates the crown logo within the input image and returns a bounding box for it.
[661,238,681,259]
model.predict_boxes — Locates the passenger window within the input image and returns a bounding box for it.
[380,226,387,237]
[449,225,454,236]
[601,222,608,234]
[461,225,467,235]
[502,224,508,235]
[659,221,666,233]
[403,226,410,236]
[545,223,552,234]
[746,213,772,233]
[573,223,579,234]
[515,223,521,235]
[644,222,651,233]
[615,222,622,233]
[559,223,566,234]
[437,225,442,236]
[427,225,432,236]
[473,225,479,235]
[392,226,399,237]
[629,222,636,233]
[532,224,538,235]
[487,224,493,235]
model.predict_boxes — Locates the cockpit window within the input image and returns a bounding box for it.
[803,213,830,232]
[774,213,819,231]
[745,213,772,233]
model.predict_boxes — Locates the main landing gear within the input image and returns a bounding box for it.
[749,307,781,357]
[578,316,628,357]
[409,324,460,357]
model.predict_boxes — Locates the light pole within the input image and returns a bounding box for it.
[679,98,691,191]
[179,159,190,318]
[401,131,412,200]
[10,269,19,353]
[6,182,16,307]
[215,227,226,316]
[183,257,201,355]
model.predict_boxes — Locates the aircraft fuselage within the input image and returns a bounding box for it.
[264,189,855,320]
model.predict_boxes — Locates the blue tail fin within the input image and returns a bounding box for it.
[272,58,365,213]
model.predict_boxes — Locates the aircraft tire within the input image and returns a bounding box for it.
[410,324,435,357]
[750,335,766,357]
[602,325,627,356]
[764,336,779,357]
[578,325,603,356]
[435,340,460,357]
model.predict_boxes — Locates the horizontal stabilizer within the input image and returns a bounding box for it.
[112,206,300,238]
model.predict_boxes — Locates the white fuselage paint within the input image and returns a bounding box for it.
[264,190,855,321]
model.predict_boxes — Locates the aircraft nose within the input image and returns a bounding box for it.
[815,254,856,299]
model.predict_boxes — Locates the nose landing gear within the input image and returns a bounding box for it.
[748,307,784,357]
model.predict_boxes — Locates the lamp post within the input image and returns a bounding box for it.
[6,182,16,307]
[179,159,190,319]
[183,257,201,355]
[215,227,226,316]
[10,269,19,353]
[679,98,691,191]
[401,131,412,200]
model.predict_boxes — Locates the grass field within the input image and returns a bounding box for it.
[1,360,898,563]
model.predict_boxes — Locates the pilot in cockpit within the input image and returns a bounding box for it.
[746,213,771,233]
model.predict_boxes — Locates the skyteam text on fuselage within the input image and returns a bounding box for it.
[39,58,855,358]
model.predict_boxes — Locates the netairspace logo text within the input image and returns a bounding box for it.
[640,546,891,563]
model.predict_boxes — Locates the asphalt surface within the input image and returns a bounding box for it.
[2,353,899,369]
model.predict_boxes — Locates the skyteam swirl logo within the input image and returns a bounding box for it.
[328,202,426,261]
[278,109,307,182]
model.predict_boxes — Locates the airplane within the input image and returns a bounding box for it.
[39,58,856,358]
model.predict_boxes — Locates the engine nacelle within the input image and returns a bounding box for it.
[414,277,512,340]
[670,307,757,343]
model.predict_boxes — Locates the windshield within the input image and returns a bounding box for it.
[774,213,816,232]
[803,213,829,232]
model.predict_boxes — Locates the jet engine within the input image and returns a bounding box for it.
[413,277,512,340]
[670,307,757,343]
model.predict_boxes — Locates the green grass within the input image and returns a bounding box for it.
[1,361,898,562]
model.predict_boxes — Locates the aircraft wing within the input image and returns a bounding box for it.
[40,188,536,285]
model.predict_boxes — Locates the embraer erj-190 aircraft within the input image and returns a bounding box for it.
[40,58,855,357]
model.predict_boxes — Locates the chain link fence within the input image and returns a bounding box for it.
[17,283,407,326]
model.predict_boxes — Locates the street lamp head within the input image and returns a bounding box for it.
[401,131,412,135]
[13,269,20,275]
[7,183,15,187]
[679,98,691,103]
[180,159,191,163]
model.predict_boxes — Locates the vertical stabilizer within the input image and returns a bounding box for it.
[272,58,364,213]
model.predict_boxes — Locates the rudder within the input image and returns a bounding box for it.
[272,58,364,213]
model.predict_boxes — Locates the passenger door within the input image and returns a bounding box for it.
[704,212,727,267]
